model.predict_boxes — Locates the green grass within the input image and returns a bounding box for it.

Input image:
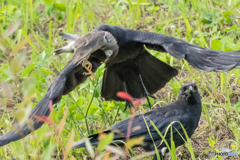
[0,0,240,159]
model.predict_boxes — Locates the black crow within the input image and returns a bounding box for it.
[73,83,202,160]
[0,24,239,147]
[54,25,240,108]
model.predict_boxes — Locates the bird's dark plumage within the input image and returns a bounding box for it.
[74,83,202,159]
[1,24,239,147]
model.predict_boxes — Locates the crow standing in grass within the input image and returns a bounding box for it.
[0,24,239,147]
[73,83,202,159]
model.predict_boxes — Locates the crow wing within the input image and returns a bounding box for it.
[0,60,78,147]
[129,29,240,72]
[0,31,118,147]
[110,105,192,143]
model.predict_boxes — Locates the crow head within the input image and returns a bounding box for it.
[179,83,200,103]
[95,25,126,45]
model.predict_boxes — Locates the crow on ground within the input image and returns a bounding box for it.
[74,83,202,160]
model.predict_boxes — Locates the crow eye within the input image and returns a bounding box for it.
[181,87,186,91]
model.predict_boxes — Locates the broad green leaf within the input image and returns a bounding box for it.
[38,51,46,62]
[54,3,66,11]
[97,133,114,151]
[207,137,215,149]
[40,144,56,160]
[40,67,54,75]
[75,114,84,121]
[20,64,35,78]
[211,39,222,50]
[44,0,53,4]
[31,53,38,63]
[235,102,240,111]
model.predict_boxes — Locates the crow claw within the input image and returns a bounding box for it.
[124,100,132,111]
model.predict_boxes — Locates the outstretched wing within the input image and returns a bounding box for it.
[0,31,118,147]
[129,29,240,72]
[0,60,77,147]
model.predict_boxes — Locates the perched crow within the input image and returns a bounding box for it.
[73,83,202,160]
[0,24,239,147]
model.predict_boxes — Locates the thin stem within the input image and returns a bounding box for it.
[84,76,99,135]
[124,108,135,160]
[84,90,96,135]
[99,104,110,128]
[68,93,85,116]
[112,106,120,125]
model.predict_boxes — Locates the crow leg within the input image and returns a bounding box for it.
[123,81,133,111]
[139,74,156,108]
[124,100,132,112]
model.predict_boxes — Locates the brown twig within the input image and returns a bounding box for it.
[124,108,135,160]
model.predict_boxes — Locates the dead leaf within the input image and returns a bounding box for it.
[0,44,6,52]
[1,82,12,100]
[10,35,30,56]
[103,150,110,160]
[4,19,21,38]
[58,108,68,137]
[64,129,75,159]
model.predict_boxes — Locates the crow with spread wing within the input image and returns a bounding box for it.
[54,25,240,109]
[73,83,202,160]
[1,24,240,147]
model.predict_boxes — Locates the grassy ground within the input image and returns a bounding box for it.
[0,0,240,159]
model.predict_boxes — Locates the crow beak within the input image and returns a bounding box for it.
[189,86,193,91]
[185,86,196,94]
[104,50,113,63]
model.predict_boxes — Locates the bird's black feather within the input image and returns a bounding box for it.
[101,50,178,101]
[74,83,202,159]
[128,29,240,72]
